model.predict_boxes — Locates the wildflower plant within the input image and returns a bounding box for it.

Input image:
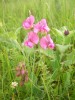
[22,15,55,49]
[21,15,55,99]
[16,62,29,86]
[0,1,75,99]
[21,15,75,100]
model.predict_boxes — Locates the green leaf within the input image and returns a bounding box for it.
[63,49,75,66]
[39,49,55,59]
[65,30,75,44]
[8,32,17,40]
[60,26,68,32]
[56,44,71,53]
[63,72,71,89]
[52,28,64,44]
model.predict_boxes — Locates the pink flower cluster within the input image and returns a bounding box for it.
[22,15,55,49]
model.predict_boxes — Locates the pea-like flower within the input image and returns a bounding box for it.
[24,31,39,48]
[40,34,55,49]
[34,19,50,33]
[22,15,35,29]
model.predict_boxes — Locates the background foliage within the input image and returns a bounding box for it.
[0,0,75,100]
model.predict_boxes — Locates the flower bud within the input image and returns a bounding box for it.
[20,81,24,86]
[25,75,29,82]
[64,30,69,35]
[21,70,25,75]
[16,71,21,77]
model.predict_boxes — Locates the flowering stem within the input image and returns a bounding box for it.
[42,77,51,100]
[39,50,51,100]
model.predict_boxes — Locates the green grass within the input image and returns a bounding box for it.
[0,0,75,100]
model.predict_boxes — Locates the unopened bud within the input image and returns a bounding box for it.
[25,76,29,82]
[64,30,69,35]
[16,71,21,77]
[21,70,25,75]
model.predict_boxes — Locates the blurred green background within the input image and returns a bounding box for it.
[0,0,75,100]
[0,0,75,30]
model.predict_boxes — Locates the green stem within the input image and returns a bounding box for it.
[42,77,50,100]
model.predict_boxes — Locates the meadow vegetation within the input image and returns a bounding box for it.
[0,0,75,100]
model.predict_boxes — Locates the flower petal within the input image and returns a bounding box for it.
[40,37,47,49]
[48,43,55,49]
[24,40,34,48]
[22,15,35,29]
[28,32,39,44]
[34,22,40,33]
[34,19,50,33]
[29,15,35,25]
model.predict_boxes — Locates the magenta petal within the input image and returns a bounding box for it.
[34,23,40,33]
[24,40,34,48]
[21,70,25,75]
[49,43,55,49]
[46,34,51,41]
[41,19,50,32]
[29,15,35,24]
[40,34,55,49]
[34,19,50,33]
[49,38,54,44]
[34,28,39,33]
[32,33,39,44]
[40,37,47,49]
[28,32,39,44]
[27,41,34,48]
[24,40,28,46]
[23,22,30,29]
[22,15,35,29]
[46,34,53,43]
[44,26,50,32]
[46,34,55,49]
[41,19,47,25]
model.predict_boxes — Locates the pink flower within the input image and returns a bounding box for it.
[22,15,35,29]
[40,34,55,49]
[34,19,50,33]
[24,32,39,48]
